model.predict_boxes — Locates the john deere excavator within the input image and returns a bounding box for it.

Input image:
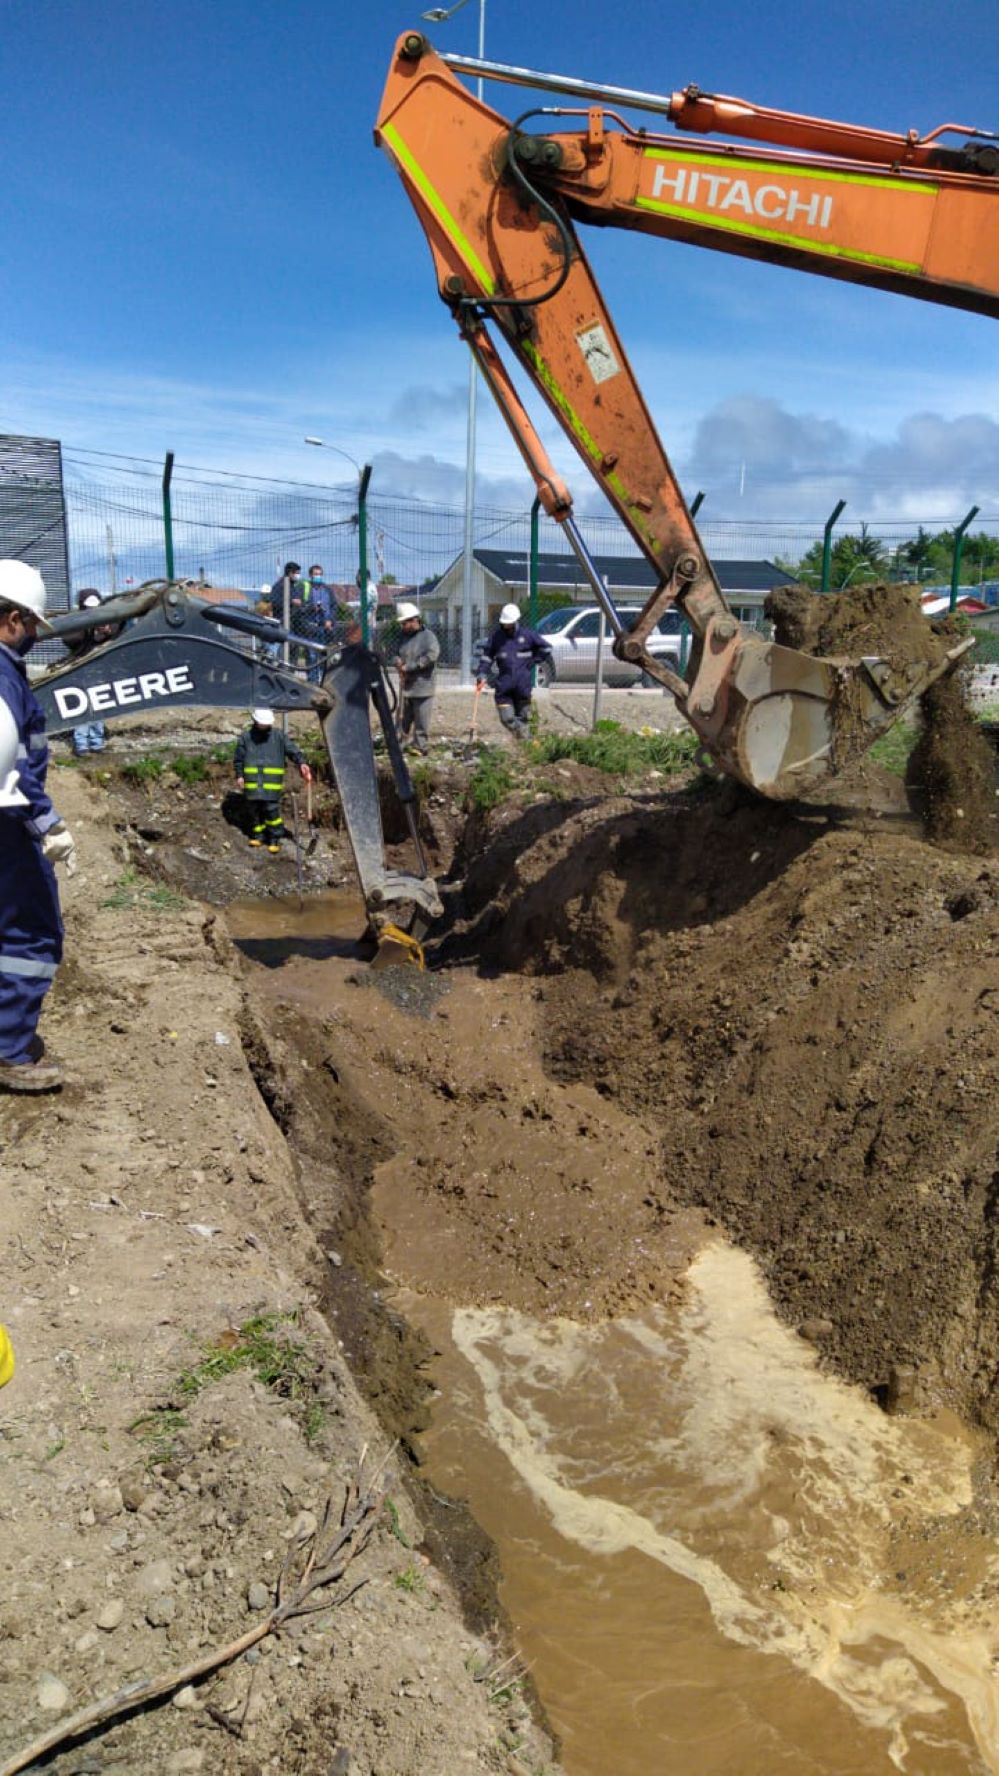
[31,586,443,953]
[375,33,997,799]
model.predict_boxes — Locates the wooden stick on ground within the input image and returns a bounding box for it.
[0,1475,384,1776]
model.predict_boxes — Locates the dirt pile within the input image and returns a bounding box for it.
[765,579,955,669]
[911,668,998,852]
[452,779,999,1424]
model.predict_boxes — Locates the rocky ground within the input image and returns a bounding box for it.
[0,767,557,1776]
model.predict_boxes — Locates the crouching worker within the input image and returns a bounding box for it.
[476,603,553,740]
[234,707,312,853]
[0,561,77,1094]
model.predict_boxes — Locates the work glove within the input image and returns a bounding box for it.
[42,822,77,877]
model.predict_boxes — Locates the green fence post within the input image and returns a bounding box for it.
[529,496,540,629]
[820,499,846,594]
[358,464,373,645]
[949,505,980,612]
[689,490,705,519]
[162,452,175,579]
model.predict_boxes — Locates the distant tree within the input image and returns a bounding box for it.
[792,524,888,589]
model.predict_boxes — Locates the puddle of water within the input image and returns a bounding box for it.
[392,1246,999,1776]
[227,890,370,970]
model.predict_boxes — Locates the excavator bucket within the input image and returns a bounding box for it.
[679,623,975,800]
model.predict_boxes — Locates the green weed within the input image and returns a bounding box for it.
[128,1407,189,1467]
[468,746,517,810]
[529,722,698,777]
[121,755,164,786]
[868,721,918,777]
[302,1403,327,1446]
[100,871,186,913]
[176,1311,310,1402]
[384,1497,412,1548]
[171,753,210,785]
[394,1563,425,1595]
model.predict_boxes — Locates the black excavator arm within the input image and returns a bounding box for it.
[36,582,442,941]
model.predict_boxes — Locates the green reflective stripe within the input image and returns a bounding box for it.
[643,144,936,195]
[634,194,923,273]
[381,122,496,296]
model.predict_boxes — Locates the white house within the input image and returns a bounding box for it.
[420,547,797,634]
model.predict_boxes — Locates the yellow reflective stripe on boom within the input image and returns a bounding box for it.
[635,196,923,273]
[381,122,496,297]
[520,339,658,550]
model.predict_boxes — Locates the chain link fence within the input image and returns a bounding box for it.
[3,438,998,679]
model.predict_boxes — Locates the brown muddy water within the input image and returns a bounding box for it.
[229,894,999,1776]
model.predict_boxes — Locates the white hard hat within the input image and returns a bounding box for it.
[396,601,420,622]
[0,560,53,631]
[500,602,521,626]
[251,706,275,726]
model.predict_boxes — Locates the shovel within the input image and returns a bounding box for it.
[305,776,320,858]
[462,679,484,762]
[290,793,305,910]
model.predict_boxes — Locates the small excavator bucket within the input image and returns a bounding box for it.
[679,622,975,800]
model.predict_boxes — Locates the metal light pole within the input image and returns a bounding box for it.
[422,0,486,685]
[304,437,374,644]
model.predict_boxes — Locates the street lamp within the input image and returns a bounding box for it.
[304,436,374,643]
[421,0,486,686]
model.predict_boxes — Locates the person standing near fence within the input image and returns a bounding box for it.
[476,602,553,740]
[300,566,335,682]
[234,707,312,853]
[394,601,440,756]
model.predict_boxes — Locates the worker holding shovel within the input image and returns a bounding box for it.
[393,602,439,757]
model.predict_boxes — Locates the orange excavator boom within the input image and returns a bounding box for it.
[375,35,990,798]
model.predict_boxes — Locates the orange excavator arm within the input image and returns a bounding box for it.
[375,35,988,798]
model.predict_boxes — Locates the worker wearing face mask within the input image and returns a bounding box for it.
[0,561,77,1093]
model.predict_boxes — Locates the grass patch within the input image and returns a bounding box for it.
[128,1407,189,1467]
[302,1403,326,1446]
[528,720,698,777]
[468,745,517,810]
[100,869,186,913]
[867,721,918,777]
[176,1311,311,1402]
[171,753,210,785]
[384,1497,411,1548]
[121,755,164,786]
[394,1563,425,1595]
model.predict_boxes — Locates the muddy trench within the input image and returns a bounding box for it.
[108,747,999,1775]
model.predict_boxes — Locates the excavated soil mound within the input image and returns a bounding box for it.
[453,783,999,1425]
[766,579,955,668]
[910,669,999,853]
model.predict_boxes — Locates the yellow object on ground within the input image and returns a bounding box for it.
[0,1324,14,1387]
[375,924,425,970]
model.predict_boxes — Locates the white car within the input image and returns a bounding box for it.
[533,604,685,687]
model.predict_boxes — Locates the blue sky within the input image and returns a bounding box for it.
[4,0,998,525]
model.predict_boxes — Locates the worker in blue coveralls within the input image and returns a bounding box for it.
[475,602,553,739]
[0,561,77,1093]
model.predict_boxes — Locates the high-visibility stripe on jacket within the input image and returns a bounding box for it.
[234,725,304,802]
